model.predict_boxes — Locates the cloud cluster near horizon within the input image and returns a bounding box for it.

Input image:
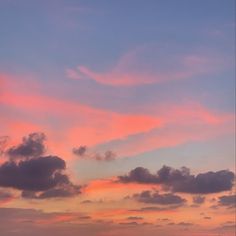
[119,166,235,194]
[0,133,81,199]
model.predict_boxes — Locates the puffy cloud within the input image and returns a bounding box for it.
[132,191,186,205]
[73,146,116,162]
[6,133,46,159]
[119,165,235,194]
[0,156,68,191]
[0,133,81,199]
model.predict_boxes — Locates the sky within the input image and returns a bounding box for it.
[0,0,235,235]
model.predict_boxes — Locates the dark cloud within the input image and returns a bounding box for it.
[218,195,236,208]
[22,184,81,199]
[73,145,116,162]
[0,156,68,191]
[192,195,205,204]
[129,205,180,212]
[132,190,186,205]
[119,165,235,194]
[72,146,87,156]
[6,133,46,159]
[0,133,81,199]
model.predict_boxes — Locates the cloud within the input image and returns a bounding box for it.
[119,165,235,194]
[218,195,236,208]
[2,74,233,159]
[177,222,194,227]
[95,102,234,158]
[132,191,186,205]
[126,216,143,221]
[6,133,46,159]
[0,136,9,156]
[0,155,68,191]
[0,133,81,199]
[22,184,81,199]
[66,44,224,87]
[73,145,116,162]
[0,190,13,204]
[72,146,87,156]
[192,196,205,204]
[129,205,180,212]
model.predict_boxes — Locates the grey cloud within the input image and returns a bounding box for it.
[6,133,46,159]
[73,145,116,162]
[119,165,235,194]
[129,205,181,212]
[132,190,186,205]
[94,150,116,161]
[218,195,236,208]
[0,156,68,191]
[0,133,81,199]
[72,146,87,156]
[22,184,81,199]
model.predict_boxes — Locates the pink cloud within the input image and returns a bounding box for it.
[94,103,234,157]
[1,73,234,160]
[66,45,225,86]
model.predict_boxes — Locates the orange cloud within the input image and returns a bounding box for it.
[84,178,159,196]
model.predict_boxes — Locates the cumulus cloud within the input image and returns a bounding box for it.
[0,156,68,191]
[6,133,46,159]
[119,165,235,194]
[132,190,186,205]
[0,133,81,199]
[73,145,116,162]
